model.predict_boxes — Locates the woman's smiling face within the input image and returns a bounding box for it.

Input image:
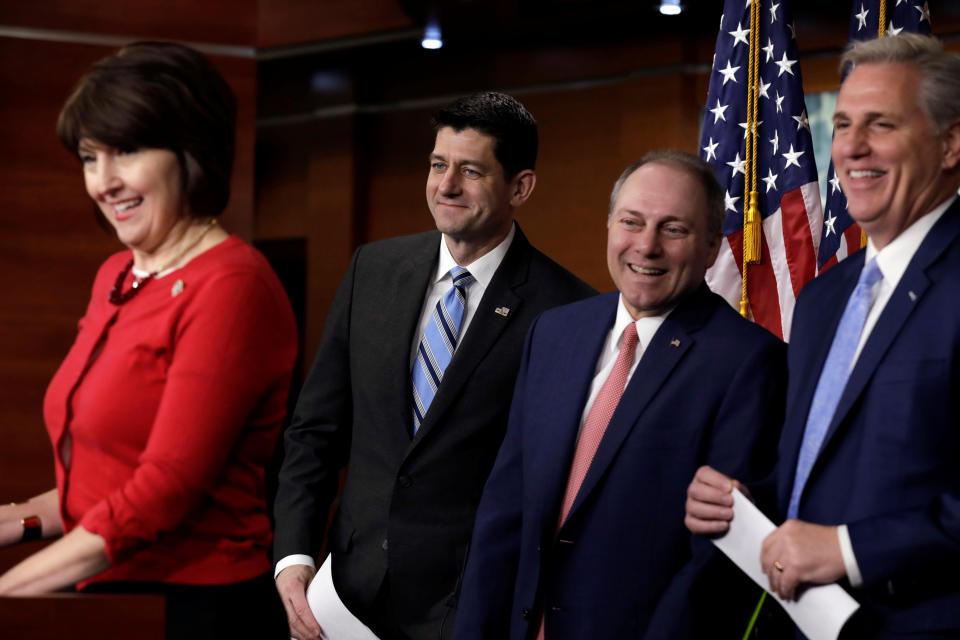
[80,140,185,254]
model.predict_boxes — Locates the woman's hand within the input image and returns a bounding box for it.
[0,526,109,594]
[0,489,62,548]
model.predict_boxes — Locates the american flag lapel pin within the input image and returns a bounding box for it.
[494,306,511,317]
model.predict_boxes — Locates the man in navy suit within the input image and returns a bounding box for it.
[453,150,786,639]
[686,34,960,636]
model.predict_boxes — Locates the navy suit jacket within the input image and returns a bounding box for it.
[453,284,786,640]
[777,200,960,635]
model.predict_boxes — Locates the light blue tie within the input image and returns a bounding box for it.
[787,258,883,519]
[412,267,475,432]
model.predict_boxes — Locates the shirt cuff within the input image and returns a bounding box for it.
[275,554,316,579]
[837,524,863,587]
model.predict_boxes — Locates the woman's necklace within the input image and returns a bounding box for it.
[108,218,218,305]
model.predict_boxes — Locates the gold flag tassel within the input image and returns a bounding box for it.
[740,0,762,317]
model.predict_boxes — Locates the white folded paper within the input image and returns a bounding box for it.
[302,554,380,640]
[712,489,860,640]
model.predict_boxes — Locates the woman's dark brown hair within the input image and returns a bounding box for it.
[57,41,237,218]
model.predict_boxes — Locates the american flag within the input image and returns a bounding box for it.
[700,0,820,341]
[818,0,932,270]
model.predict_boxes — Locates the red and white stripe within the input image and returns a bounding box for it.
[706,182,824,342]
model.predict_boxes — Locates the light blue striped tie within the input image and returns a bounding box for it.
[787,258,883,519]
[412,267,475,432]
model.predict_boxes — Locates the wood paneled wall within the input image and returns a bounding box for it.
[256,0,413,47]
[1,0,257,45]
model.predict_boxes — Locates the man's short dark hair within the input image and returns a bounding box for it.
[609,150,725,238]
[57,41,237,218]
[432,92,537,179]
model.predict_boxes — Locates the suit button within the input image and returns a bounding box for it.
[398,475,412,488]
[381,539,388,551]
[521,608,531,620]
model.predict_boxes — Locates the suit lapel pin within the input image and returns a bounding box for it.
[171,279,185,297]
[907,291,917,302]
[670,338,681,347]
[494,306,511,317]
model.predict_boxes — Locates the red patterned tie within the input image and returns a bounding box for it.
[558,321,639,526]
[536,323,640,640]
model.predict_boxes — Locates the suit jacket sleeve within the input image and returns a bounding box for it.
[272,247,360,562]
[451,314,542,640]
[645,330,787,638]
[844,366,960,591]
[848,495,960,590]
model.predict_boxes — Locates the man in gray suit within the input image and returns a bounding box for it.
[273,92,594,640]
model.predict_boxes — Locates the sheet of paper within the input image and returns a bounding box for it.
[712,489,860,640]
[302,554,381,640]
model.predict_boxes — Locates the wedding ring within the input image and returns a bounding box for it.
[774,560,785,572]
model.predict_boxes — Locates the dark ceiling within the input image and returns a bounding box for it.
[391,0,960,49]
[257,1,960,124]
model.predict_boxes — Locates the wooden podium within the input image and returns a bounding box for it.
[0,592,164,639]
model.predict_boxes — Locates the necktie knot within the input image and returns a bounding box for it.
[621,321,639,353]
[858,258,883,289]
[449,266,475,292]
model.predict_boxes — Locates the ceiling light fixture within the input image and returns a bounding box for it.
[659,0,682,16]
[422,20,443,49]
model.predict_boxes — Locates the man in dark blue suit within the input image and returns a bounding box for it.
[453,151,787,640]
[686,34,960,636]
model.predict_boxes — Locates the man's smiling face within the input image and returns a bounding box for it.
[606,162,720,319]
[832,62,960,249]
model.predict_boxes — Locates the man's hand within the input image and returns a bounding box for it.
[684,465,751,536]
[276,564,324,640]
[760,520,846,600]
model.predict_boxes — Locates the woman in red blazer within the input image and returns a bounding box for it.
[0,42,297,638]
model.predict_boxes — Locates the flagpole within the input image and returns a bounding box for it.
[860,0,887,249]
[741,0,763,317]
